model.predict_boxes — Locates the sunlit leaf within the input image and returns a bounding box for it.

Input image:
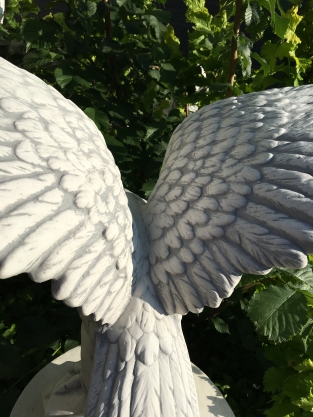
[248,285,308,342]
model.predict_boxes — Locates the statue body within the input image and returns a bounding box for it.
[1,57,313,416]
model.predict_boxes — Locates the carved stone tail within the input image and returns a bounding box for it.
[84,288,200,417]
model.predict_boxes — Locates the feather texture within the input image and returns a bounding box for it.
[85,277,200,417]
[144,85,313,314]
[0,57,133,325]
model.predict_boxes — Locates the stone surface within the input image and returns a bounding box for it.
[1,57,313,416]
[10,347,235,417]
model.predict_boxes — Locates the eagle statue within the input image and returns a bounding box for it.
[1,56,313,417]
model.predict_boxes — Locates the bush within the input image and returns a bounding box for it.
[1,1,313,416]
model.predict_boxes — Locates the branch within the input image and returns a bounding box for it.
[225,0,243,98]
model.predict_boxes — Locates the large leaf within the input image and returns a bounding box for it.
[21,19,56,42]
[248,285,308,342]
[23,50,56,69]
[84,107,110,130]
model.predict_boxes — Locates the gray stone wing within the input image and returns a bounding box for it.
[144,85,313,315]
[0,58,133,325]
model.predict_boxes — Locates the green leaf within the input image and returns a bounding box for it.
[264,398,299,417]
[23,49,56,69]
[144,15,166,41]
[259,0,276,24]
[147,10,171,24]
[294,359,313,372]
[292,394,313,411]
[64,339,80,352]
[84,108,110,129]
[264,367,290,393]
[73,76,90,87]
[275,14,289,40]
[21,19,56,42]
[279,265,313,286]
[283,372,313,404]
[251,52,271,77]
[248,285,308,342]
[245,3,260,26]
[55,74,72,88]
[141,180,157,197]
[87,1,97,17]
[211,317,230,334]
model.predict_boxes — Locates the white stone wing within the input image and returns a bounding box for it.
[144,85,313,315]
[0,58,133,324]
[85,280,200,417]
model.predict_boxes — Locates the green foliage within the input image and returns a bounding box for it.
[1,0,313,416]
[0,275,81,416]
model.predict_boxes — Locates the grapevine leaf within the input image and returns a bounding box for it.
[264,367,290,393]
[292,394,313,411]
[294,359,313,372]
[248,285,308,342]
[274,14,289,40]
[283,373,313,403]
[264,398,299,417]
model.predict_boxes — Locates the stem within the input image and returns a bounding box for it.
[185,92,189,117]
[225,0,243,98]
[103,0,123,102]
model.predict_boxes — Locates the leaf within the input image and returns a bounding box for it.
[258,0,276,24]
[264,367,290,393]
[279,265,313,291]
[87,1,97,17]
[294,359,313,372]
[237,33,252,77]
[245,3,260,26]
[248,285,308,342]
[211,317,230,334]
[84,107,110,129]
[147,10,171,24]
[21,19,56,42]
[160,63,175,71]
[64,338,80,352]
[144,15,166,41]
[54,67,72,88]
[274,14,289,40]
[292,394,313,411]
[264,398,299,417]
[73,75,90,87]
[283,372,313,403]
[23,50,55,69]
[141,180,157,197]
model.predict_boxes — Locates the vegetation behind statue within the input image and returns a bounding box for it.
[0,0,313,415]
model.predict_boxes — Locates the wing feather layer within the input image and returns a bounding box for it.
[144,85,313,314]
[0,58,133,325]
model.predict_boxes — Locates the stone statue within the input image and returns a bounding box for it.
[1,56,313,417]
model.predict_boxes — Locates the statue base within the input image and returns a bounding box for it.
[10,346,235,417]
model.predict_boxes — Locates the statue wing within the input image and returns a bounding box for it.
[144,85,313,315]
[0,58,133,324]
